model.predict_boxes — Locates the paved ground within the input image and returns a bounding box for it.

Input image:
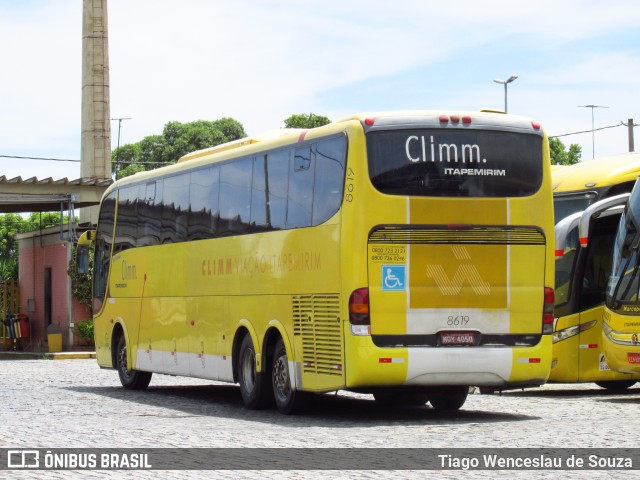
[0,358,638,479]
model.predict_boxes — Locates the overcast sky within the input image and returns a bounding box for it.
[1,0,639,180]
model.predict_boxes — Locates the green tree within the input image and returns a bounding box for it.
[0,212,68,280]
[0,214,24,264]
[0,258,16,281]
[283,113,331,129]
[112,118,247,179]
[111,143,141,174]
[550,137,582,165]
[67,243,93,309]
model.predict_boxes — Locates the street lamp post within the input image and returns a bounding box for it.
[493,75,518,113]
[577,105,608,159]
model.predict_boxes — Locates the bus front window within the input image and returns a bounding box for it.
[607,211,640,305]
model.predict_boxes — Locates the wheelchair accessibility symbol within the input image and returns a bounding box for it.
[382,265,405,291]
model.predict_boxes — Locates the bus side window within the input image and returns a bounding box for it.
[219,158,252,236]
[250,156,270,232]
[287,146,314,229]
[189,166,220,240]
[312,136,346,225]
[115,185,140,252]
[138,181,161,247]
[162,174,190,243]
[265,150,289,230]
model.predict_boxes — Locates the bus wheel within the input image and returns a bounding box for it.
[272,338,307,414]
[427,386,468,411]
[238,335,273,409]
[116,335,152,390]
[595,380,637,391]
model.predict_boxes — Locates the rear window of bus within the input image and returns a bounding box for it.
[367,129,543,197]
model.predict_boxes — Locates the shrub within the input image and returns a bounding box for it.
[76,319,94,343]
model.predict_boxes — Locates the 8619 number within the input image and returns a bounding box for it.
[447,315,470,326]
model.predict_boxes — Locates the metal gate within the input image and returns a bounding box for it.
[0,280,19,339]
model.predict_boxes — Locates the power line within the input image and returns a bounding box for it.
[550,122,631,139]
[0,154,80,162]
[6,121,638,164]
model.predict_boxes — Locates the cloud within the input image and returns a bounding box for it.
[0,1,80,153]
[0,0,639,179]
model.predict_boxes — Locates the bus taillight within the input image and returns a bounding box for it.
[543,287,554,334]
[349,288,370,335]
[439,115,472,124]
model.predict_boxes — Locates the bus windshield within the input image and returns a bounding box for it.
[367,129,542,197]
[554,225,579,308]
[607,188,640,305]
[554,192,598,225]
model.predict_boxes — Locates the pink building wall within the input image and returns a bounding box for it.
[17,228,91,351]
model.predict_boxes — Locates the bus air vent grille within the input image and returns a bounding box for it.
[293,294,343,376]
[369,226,545,245]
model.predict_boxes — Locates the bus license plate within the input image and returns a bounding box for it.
[440,331,476,346]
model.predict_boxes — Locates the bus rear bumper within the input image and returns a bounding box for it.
[345,336,551,388]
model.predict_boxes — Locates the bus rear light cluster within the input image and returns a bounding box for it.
[542,287,554,334]
[439,115,472,124]
[349,287,371,336]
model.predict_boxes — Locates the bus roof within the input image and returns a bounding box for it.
[108,109,543,194]
[177,129,305,163]
[334,110,541,131]
[552,152,640,193]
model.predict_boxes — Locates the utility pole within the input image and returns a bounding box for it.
[111,117,132,178]
[629,118,635,153]
[577,105,608,159]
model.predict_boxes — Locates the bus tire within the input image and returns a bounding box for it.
[428,386,468,411]
[238,334,273,409]
[272,338,307,414]
[595,380,637,391]
[116,335,152,390]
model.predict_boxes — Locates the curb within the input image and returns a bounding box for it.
[0,351,96,360]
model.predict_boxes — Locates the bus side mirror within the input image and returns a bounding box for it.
[76,230,96,275]
[77,246,90,274]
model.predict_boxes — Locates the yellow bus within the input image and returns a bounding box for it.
[550,154,640,389]
[603,178,640,373]
[553,152,640,222]
[551,194,640,388]
[79,110,554,413]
